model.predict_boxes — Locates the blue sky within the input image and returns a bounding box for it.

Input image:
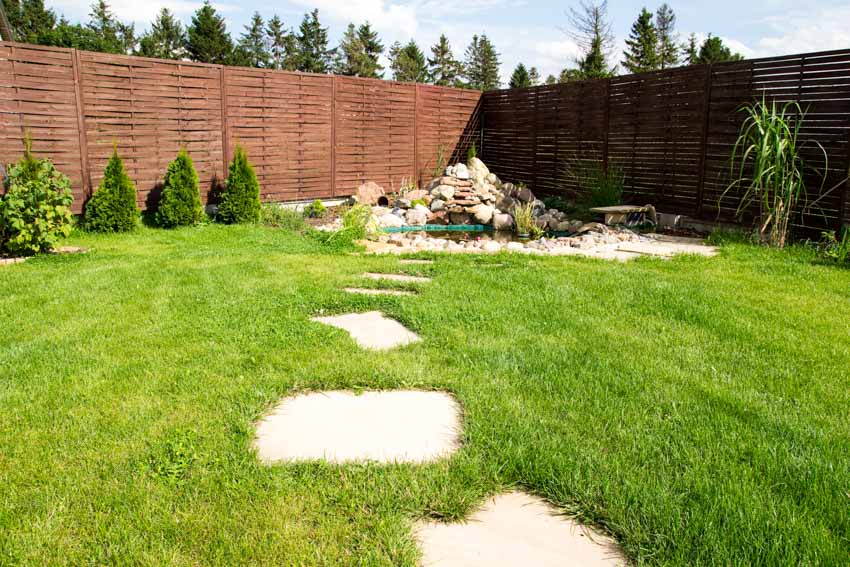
[46,0,850,82]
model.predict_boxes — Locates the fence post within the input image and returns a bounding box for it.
[219,65,229,181]
[602,78,611,175]
[695,64,713,218]
[71,48,91,199]
[331,75,337,197]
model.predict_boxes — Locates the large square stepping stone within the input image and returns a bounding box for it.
[311,311,421,350]
[254,390,461,463]
[364,272,431,283]
[343,288,415,297]
[415,492,625,566]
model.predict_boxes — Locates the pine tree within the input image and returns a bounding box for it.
[137,8,185,60]
[528,66,540,86]
[427,34,462,87]
[696,35,744,64]
[334,23,360,75]
[545,74,558,85]
[509,63,531,89]
[334,22,382,77]
[217,145,261,224]
[155,149,204,228]
[389,40,428,83]
[238,12,269,68]
[84,148,139,232]
[186,1,233,64]
[655,3,679,69]
[559,68,582,83]
[357,22,383,78]
[464,33,500,90]
[87,0,134,54]
[266,15,297,70]
[682,33,698,65]
[622,8,658,74]
[295,9,334,73]
[565,1,615,79]
[3,0,58,44]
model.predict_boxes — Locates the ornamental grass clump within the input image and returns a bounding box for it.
[155,149,204,228]
[0,136,73,256]
[84,148,139,232]
[724,97,826,248]
[218,145,261,224]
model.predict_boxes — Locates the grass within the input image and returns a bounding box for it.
[1,224,848,565]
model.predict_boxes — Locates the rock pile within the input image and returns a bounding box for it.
[368,158,578,232]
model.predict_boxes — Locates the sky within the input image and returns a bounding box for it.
[44,0,850,82]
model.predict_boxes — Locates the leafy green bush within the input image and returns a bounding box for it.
[155,149,204,228]
[410,198,427,208]
[0,141,73,256]
[217,145,261,224]
[561,157,624,218]
[818,230,849,264]
[260,203,306,231]
[84,149,139,232]
[303,199,326,218]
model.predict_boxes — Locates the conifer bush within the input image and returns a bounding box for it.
[84,148,139,232]
[155,149,204,228]
[217,145,261,224]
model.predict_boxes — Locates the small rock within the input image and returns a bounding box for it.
[395,198,411,209]
[482,241,502,253]
[470,204,495,224]
[355,181,387,206]
[555,221,572,232]
[379,213,404,228]
[577,222,608,234]
[506,242,525,252]
[430,199,446,212]
[434,185,455,201]
[493,213,513,230]
[516,185,535,203]
[406,209,428,226]
[449,212,472,225]
[454,163,470,180]
[405,189,428,201]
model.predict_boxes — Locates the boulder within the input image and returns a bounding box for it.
[454,163,470,180]
[430,199,446,212]
[516,185,535,203]
[470,204,495,224]
[449,212,472,225]
[433,185,455,200]
[486,173,501,186]
[405,189,428,201]
[355,181,387,206]
[555,221,572,232]
[493,213,514,231]
[406,208,428,226]
[496,194,516,212]
[428,210,449,225]
[468,157,490,178]
[378,213,404,228]
[537,214,555,229]
[531,199,546,215]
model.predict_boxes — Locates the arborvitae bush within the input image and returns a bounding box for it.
[84,149,139,232]
[155,149,204,228]
[217,145,261,224]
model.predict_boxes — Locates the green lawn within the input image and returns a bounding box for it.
[1,225,848,565]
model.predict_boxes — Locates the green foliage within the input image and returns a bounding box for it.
[696,35,744,64]
[186,1,233,64]
[0,140,73,256]
[137,7,185,59]
[84,148,139,232]
[266,15,297,71]
[218,145,261,224]
[259,203,306,230]
[724,97,823,248]
[682,33,699,65]
[410,198,426,208]
[155,149,204,228]
[567,1,616,79]
[236,12,269,68]
[512,200,537,236]
[509,62,531,88]
[334,22,384,78]
[389,39,428,83]
[339,203,372,240]
[464,34,501,90]
[467,142,477,162]
[428,34,463,86]
[562,156,624,213]
[432,144,447,178]
[655,3,679,69]
[542,196,571,211]
[545,74,558,85]
[817,230,850,264]
[146,429,197,487]
[303,199,326,218]
[622,8,658,74]
[528,66,540,86]
[295,9,334,73]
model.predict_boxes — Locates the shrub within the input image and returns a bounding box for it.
[333,203,372,241]
[513,201,541,237]
[467,141,478,162]
[84,148,139,232]
[561,157,624,212]
[217,145,260,224]
[818,230,849,264]
[155,149,204,228]
[260,203,306,231]
[0,139,73,256]
[303,199,326,218]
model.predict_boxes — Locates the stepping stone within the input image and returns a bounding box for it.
[0,257,26,266]
[311,311,420,350]
[364,272,431,283]
[254,390,461,463]
[399,259,434,265]
[415,492,626,567]
[343,287,415,297]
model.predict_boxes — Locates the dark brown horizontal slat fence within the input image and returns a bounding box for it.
[0,41,481,213]
[481,48,850,231]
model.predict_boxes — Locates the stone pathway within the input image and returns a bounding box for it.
[363,272,432,283]
[415,492,625,566]
[343,287,415,297]
[255,391,461,464]
[311,311,421,350]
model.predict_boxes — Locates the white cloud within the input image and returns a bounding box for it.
[755,6,850,56]
[47,0,241,27]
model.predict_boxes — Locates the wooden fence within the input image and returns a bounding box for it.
[480,48,850,231]
[0,42,481,213]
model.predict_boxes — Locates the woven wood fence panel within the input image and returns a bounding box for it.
[0,41,480,213]
[481,48,850,231]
